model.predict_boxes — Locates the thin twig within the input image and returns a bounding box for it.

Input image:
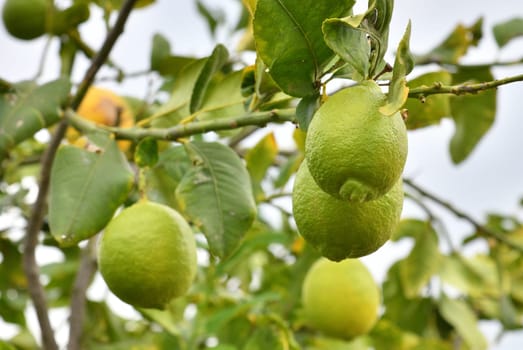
[404,179,523,252]
[67,238,98,350]
[66,108,297,142]
[408,73,523,98]
[22,1,139,349]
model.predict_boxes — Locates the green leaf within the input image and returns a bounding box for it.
[273,153,303,189]
[253,0,355,97]
[144,146,191,209]
[371,319,421,350]
[190,44,229,114]
[150,33,195,76]
[322,17,371,80]
[438,294,488,350]
[295,93,321,130]
[151,59,206,127]
[380,21,413,116]
[449,67,496,164]
[399,221,440,298]
[439,254,500,298]
[243,326,286,350]
[134,137,158,168]
[49,134,135,246]
[391,218,427,241]
[176,141,257,258]
[245,132,278,198]
[382,262,433,335]
[196,70,246,122]
[404,71,452,129]
[196,0,225,36]
[416,18,483,64]
[0,78,71,158]
[493,17,523,48]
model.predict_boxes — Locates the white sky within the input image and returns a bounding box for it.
[1,0,523,348]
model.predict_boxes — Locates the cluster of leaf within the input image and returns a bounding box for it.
[1,0,523,349]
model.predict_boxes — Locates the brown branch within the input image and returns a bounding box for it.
[22,1,139,349]
[404,178,523,252]
[67,238,98,350]
[408,73,523,98]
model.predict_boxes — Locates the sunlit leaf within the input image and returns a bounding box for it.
[49,134,135,247]
[438,294,488,350]
[404,71,452,129]
[493,17,523,48]
[371,319,420,350]
[245,132,278,198]
[253,0,355,97]
[176,141,257,257]
[380,21,413,116]
[449,67,496,164]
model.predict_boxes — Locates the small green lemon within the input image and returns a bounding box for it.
[305,80,407,202]
[2,0,47,40]
[98,201,197,309]
[292,162,403,261]
[302,258,380,339]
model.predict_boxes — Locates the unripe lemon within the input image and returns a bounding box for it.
[67,86,134,151]
[292,162,403,261]
[2,0,47,40]
[302,258,380,339]
[305,80,407,202]
[98,201,197,309]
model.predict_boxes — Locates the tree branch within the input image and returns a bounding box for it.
[66,108,297,142]
[22,1,139,349]
[408,73,523,99]
[67,238,98,350]
[404,179,523,252]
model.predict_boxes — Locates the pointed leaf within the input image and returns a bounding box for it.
[416,18,483,64]
[322,17,371,80]
[245,132,278,183]
[449,67,496,164]
[0,78,71,157]
[253,0,355,97]
[295,93,320,130]
[176,141,257,257]
[493,17,523,48]
[404,71,452,129]
[190,44,229,113]
[438,294,488,350]
[399,221,441,298]
[134,137,158,168]
[380,21,413,116]
[150,33,195,76]
[49,134,134,246]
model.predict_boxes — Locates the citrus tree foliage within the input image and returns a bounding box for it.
[1,0,523,349]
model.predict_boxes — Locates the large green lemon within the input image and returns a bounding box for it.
[98,201,197,309]
[292,161,403,261]
[2,0,47,40]
[305,80,407,202]
[302,258,380,339]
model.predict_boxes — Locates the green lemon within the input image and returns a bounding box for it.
[98,201,197,309]
[292,162,403,261]
[302,258,380,339]
[2,0,47,40]
[305,80,407,202]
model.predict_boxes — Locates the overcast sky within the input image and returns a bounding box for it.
[1,0,523,348]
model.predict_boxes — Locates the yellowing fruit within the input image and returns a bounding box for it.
[305,80,407,202]
[67,86,134,150]
[302,258,380,339]
[98,201,197,309]
[292,162,403,261]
